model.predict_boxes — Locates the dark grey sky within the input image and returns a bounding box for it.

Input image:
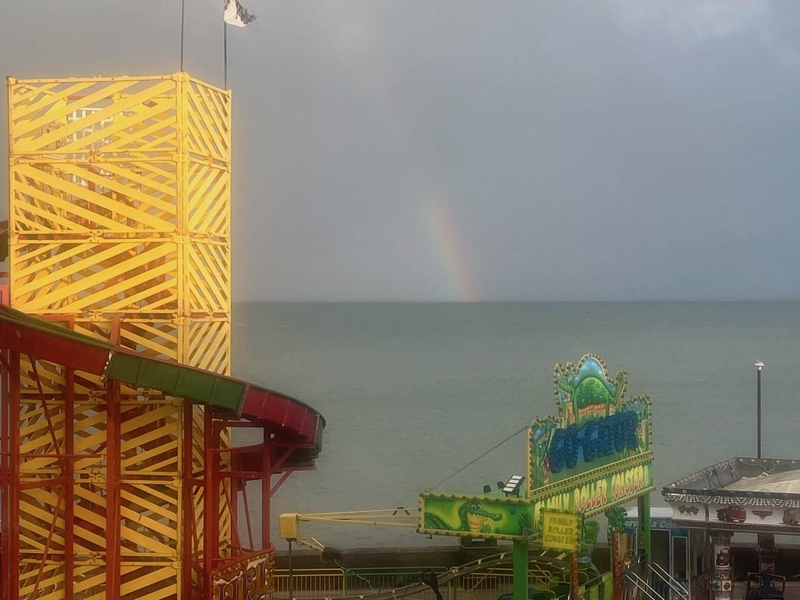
[3,0,800,301]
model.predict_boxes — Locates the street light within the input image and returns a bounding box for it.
[755,361,764,459]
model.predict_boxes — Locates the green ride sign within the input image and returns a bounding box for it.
[420,496,536,540]
[541,509,582,552]
[419,460,652,540]
[528,355,652,489]
[538,460,653,515]
[418,354,654,541]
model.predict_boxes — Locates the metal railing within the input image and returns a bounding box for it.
[649,562,688,600]
[274,568,349,598]
[621,555,687,600]
[274,560,615,600]
[273,566,516,600]
[622,555,662,600]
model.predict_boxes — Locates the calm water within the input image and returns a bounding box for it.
[230,302,800,549]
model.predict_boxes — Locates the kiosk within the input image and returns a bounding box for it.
[663,457,800,600]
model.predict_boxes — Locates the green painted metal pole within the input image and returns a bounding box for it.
[638,493,652,570]
[513,539,529,600]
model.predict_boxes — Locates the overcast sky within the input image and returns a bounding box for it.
[3,0,800,301]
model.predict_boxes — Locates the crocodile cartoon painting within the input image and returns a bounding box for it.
[423,500,504,534]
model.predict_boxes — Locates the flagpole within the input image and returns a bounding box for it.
[223,21,228,89]
[180,0,186,71]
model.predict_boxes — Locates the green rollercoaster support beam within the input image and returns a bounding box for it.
[513,539,529,600]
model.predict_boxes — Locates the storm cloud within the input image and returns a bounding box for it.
[2,0,800,301]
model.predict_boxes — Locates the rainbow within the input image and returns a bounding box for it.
[423,199,477,302]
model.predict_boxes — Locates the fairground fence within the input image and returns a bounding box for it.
[274,565,615,600]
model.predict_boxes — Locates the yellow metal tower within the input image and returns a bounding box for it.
[7,73,233,599]
[8,73,231,373]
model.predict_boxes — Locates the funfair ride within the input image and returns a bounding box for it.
[276,355,658,600]
[0,73,325,600]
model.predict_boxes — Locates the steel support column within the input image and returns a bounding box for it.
[106,381,121,598]
[203,409,220,598]
[637,493,651,583]
[262,429,271,549]
[7,351,21,600]
[513,539,529,600]
[570,553,579,600]
[64,367,75,599]
[182,402,195,599]
[0,351,11,600]
[612,527,622,600]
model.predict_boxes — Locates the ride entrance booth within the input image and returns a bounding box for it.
[663,458,800,600]
[418,355,655,600]
[624,507,691,599]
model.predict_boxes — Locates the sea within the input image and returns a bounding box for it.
[230,302,800,550]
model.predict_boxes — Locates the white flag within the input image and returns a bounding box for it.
[224,0,257,27]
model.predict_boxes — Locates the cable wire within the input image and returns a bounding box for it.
[428,425,529,491]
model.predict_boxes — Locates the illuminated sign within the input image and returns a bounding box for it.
[419,462,653,540]
[420,496,535,540]
[541,462,652,514]
[419,355,654,541]
[541,509,582,552]
[212,550,274,600]
[529,355,652,488]
[548,411,640,473]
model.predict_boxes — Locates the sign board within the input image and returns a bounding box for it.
[419,355,654,541]
[536,462,653,515]
[667,499,800,533]
[624,518,679,531]
[420,496,535,540]
[541,509,582,552]
[420,462,652,540]
[528,355,652,490]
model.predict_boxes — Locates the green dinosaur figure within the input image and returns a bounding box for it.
[580,519,600,557]
[423,501,503,534]
[555,356,625,426]
[577,519,602,581]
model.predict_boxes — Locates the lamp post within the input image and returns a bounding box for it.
[755,361,764,459]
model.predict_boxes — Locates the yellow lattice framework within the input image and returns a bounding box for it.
[8,73,231,374]
[7,73,234,600]
[15,361,184,600]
